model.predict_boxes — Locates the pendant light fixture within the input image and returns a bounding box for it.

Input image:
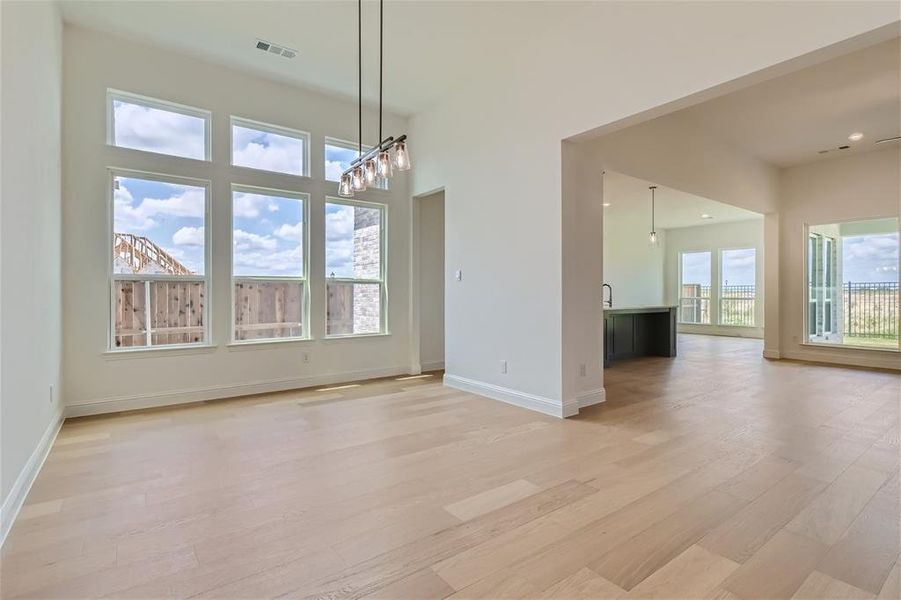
[337,0,411,197]
[648,185,659,247]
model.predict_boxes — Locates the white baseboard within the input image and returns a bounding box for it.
[421,360,445,372]
[1,408,63,548]
[780,349,900,371]
[762,349,782,359]
[65,365,412,418]
[443,374,566,418]
[575,388,606,410]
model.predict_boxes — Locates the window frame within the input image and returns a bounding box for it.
[107,168,212,352]
[678,250,712,325]
[803,217,901,352]
[230,116,311,178]
[106,89,212,162]
[324,137,389,191]
[718,246,757,328]
[324,197,389,338]
[229,184,311,345]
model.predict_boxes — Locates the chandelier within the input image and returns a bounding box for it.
[338,0,410,197]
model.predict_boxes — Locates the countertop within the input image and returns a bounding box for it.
[603,305,677,314]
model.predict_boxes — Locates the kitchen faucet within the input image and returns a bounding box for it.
[603,283,612,307]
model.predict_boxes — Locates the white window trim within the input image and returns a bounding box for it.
[324,136,389,191]
[106,89,212,161]
[229,184,311,345]
[230,116,311,178]
[802,218,901,353]
[107,168,212,351]
[718,246,757,328]
[325,197,389,338]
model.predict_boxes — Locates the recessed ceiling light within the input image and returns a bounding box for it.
[701,214,713,219]
[602,202,611,207]
[848,132,864,142]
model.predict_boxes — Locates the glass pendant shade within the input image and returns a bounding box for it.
[338,173,354,197]
[649,231,658,247]
[351,166,366,191]
[393,140,411,171]
[363,159,377,185]
[376,150,392,179]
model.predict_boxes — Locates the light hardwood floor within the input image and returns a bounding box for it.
[1,335,898,599]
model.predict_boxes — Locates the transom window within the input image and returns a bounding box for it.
[107,90,210,161]
[231,117,310,177]
[110,171,209,348]
[325,199,386,336]
[232,186,309,342]
[806,218,899,350]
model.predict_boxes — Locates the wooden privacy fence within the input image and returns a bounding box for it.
[234,279,303,340]
[114,280,205,347]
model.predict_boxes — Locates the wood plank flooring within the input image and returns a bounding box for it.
[1,334,898,599]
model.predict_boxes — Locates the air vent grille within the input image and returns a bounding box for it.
[255,39,297,59]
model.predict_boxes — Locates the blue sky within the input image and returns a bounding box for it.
[843,233,898,283]
[113,100,205,160]
[721,248,756,287]
[232,124,304,175]
[114,176,206,274]
[232,191,304,277]
[682,252,712,287]
[325,202,356,278]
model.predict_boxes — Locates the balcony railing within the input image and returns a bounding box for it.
[721,284,755,327]
[845,281,899,341]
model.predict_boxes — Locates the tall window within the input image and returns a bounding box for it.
[807,218,899,349]
[232,186,308,341]
[107,90,210,160]
[679,251,711,324]
[325,138,388,190]
[231,117,310,177]
[111,171,209,348]
[325,199,386,336]
[720,248,756,326]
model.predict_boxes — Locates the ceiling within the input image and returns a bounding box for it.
[680,37,900,167]
[59,0,584,115]
[603,171,761,230]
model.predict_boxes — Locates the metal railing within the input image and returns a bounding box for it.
[845,282,899,340]
[721,284,755,327]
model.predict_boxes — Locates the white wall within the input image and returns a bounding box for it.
[61,26,412,415]
[412,1,895,414]
[418,192,445,370]
[779,146,901,369]
[0,0,63,538]
[603,207,666,308]
[664,219,765,338]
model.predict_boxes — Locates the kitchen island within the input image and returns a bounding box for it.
[603,305,677,367]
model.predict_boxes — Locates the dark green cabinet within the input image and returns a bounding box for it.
[603,306,677,367]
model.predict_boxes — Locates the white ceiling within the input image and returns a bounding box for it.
[603,171,761,230]
[680,37,900,167]
[58,0,584,115]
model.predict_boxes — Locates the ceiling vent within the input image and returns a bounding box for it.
[255,39,297,59]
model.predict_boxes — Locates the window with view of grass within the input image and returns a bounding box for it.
[325,199,386,336]
[720,248,756,326]
[231,117,309,176]
[806,217,899,350]
[679,251,711,324]
[231,186,308,342]
[111,171,209,348]
[108,90,210,160]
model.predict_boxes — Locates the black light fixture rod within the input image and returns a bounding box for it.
[650,185,657,233]
[379,0,383,145]
[357,0,362,158]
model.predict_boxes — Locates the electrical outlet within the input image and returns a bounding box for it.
[302,352,310,364]
[579,364,586,377]
[500,360,507,374]
[49,384,54,405]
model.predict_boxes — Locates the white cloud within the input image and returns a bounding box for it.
[233,192,277,218]
[232,127,303,175]
[325,160,345,182]
[233,229,277,251]
[274,222,304,242]
[113,101,205,159]
[233,244,303,276]
[114,183,204,232]
[173,226,204,246]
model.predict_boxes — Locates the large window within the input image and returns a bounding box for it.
[679,251,711,324]
[720,248,756,326]
[232,186,309,342]
[107,90,210,161]
[231,117,310,177]
[325,200,386,336]
[325,138,388,190]
[111,171,209,348]
[807,218,899,349]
